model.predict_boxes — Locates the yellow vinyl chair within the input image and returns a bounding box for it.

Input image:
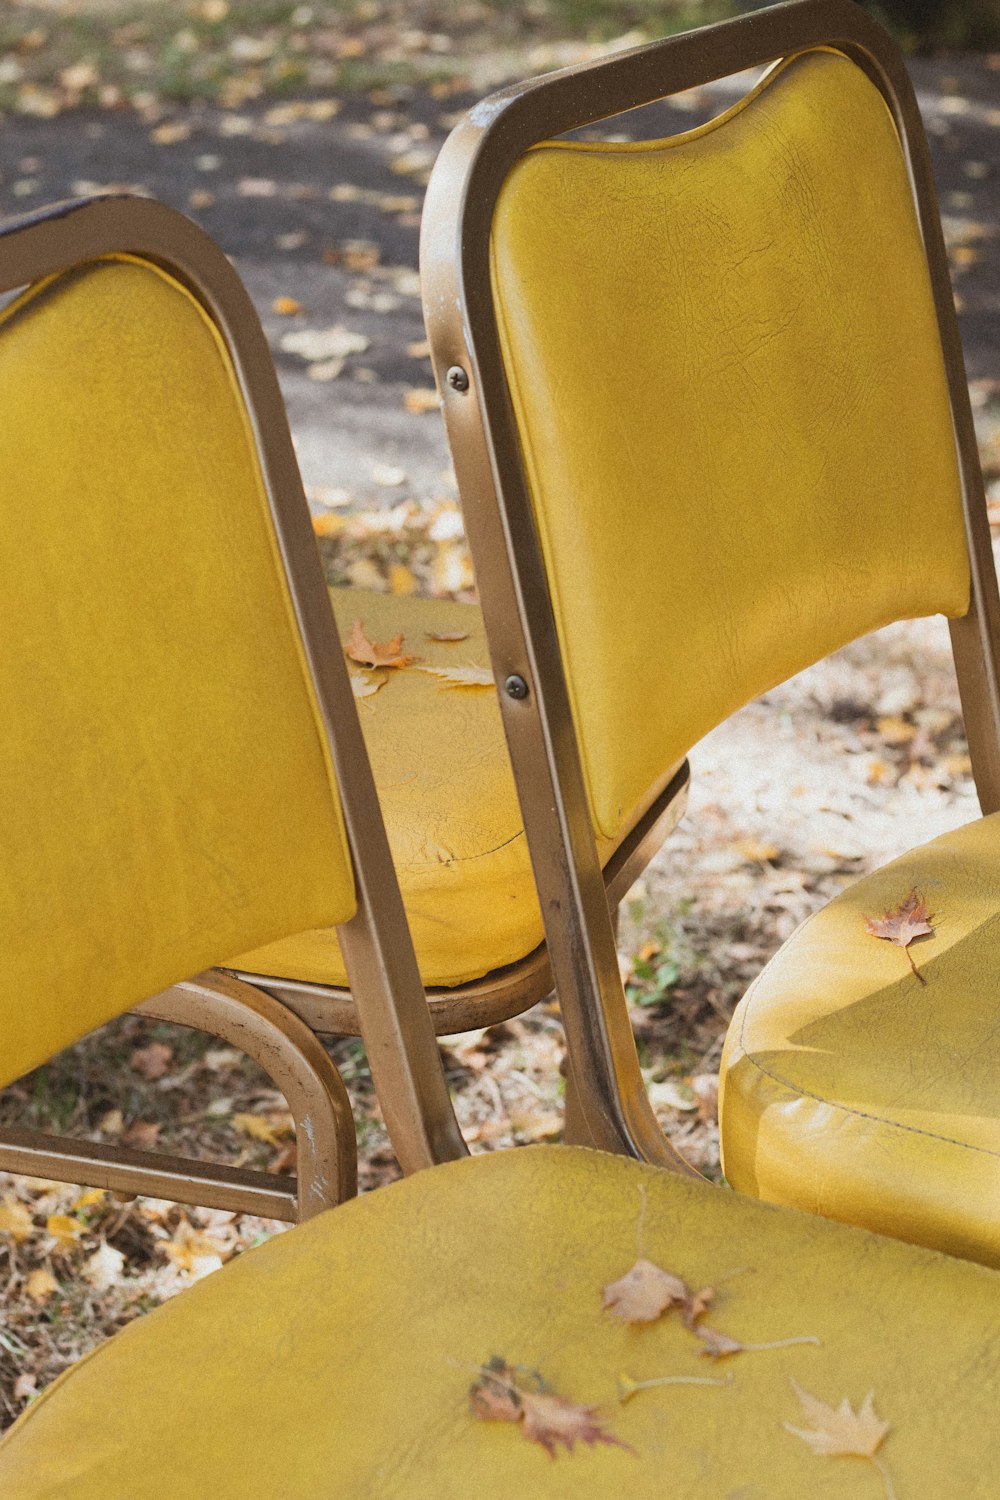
[420,0,1000,1266]
[0,196,463,1218]
[3,75,1000,1484]
[0,186,687,1211]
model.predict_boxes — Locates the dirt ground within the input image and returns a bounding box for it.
[0,11,998,1428]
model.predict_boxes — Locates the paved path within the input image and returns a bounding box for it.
[0,53,996,502]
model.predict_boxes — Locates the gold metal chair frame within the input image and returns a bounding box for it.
[0,195,467,1219]
[420,0,1000,1173]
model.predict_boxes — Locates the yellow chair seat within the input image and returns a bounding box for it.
[3,1146,999,1496]
[720,813,1000,1267]
[231,588,545,989]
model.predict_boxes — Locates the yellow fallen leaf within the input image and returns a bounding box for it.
[25,1267,60,1305]
[312,512,344,538]
[232,1112,292,1146]
[272,295,303,316]
[0,1196,34,1243]
[415,664,494,689]
[389,563,418,597]
[71,1188,109,1213]
[46,1214,85,1251]
[404,387,440,415]
[150,121,191,145]
[734,838,780,864]
[876,715,916,745]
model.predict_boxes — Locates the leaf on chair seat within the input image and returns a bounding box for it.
[785,1380,889,1457]
[602,1257,690,1323]
[785,1381,896,1499]
[344,619,419,669]
[469,1357,628,1457]
[863,888,934,984]
[350,670,386,699]
[415,664,494,689]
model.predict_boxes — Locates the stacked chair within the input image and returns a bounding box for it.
[3,2,1000,1493]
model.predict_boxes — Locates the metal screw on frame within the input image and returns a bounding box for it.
[505,675,529,700]
[446,365,469,392]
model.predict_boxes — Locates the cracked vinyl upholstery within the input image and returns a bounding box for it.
[0,255,354,1090]
[231,588,547,988]
[3,1146,1000,1497]
[720,813,1000,1268]
[490,48,968,844]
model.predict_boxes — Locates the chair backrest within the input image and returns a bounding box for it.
[422,0,1000,1167]
[489,45,968,844]
[0,201,467,1175]
[0,249,352,1086]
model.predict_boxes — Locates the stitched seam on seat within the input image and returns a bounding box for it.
[736,1040,1000,1160]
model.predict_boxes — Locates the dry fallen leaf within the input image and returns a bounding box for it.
[280,326,368,362]
[25,1267,59,1305]
[232,1112,293,1147]
[122,1119,161,1148]
[272,295,303,316]
[46,1214,84,1252]
[344,619,419,670]
[130,1042,174,1080]
[603,1257,689,1324]
[469,1358,627,1458]
[83,1241,126,1292]
[0,1196,34,1243]
[785,1380,895,1498]
[389,563,418,596]
[415,664,494,690]
[351,671,386,700]
[863,888,934,984]
[404,387,441,414]
[13,1373,38,1404]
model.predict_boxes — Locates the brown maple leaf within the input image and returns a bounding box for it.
[520,1390,629,1458]
[343,619,418,669]
[602,1257,690,1324]
[468,1358,627,1458]
[863,888,934,984]
[785,1380,896,1499]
